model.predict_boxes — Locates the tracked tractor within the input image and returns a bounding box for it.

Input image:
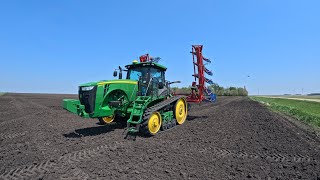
[63,45,214,136]
[63,54,187,136]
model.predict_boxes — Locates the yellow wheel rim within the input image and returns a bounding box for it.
[102,115,115,124]
[148,112,162,134]
[175,98,187,125]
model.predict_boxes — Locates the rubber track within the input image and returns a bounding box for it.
[140,95,185,135]
[144,95,185,115]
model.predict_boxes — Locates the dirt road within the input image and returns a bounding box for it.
[0,93,319,179]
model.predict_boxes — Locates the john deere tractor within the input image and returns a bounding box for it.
[63,54,187,136]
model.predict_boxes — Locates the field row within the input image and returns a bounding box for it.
[251,96,320,128]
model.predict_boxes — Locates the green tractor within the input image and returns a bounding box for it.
[63,54,188,136]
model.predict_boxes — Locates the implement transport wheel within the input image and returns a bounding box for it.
[98,115,115,125]
[174,98,188,125]
[141,112,162,136]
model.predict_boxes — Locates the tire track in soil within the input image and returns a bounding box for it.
[134,139,315,180]
[113,140,271,180]
[156,138,315,164]
[0,160,56,180]
[0,132,27,141]
[0,142,126,180]
[198,146,314,163]
[60,167,90,180]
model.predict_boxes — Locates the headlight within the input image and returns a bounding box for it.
[81,86,95,91]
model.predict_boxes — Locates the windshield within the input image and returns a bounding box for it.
[127,67,148,81]
[127,66,165,84]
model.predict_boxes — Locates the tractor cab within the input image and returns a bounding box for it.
[122,54,168,97]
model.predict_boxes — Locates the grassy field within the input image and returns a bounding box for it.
[251,96,320,128]
[0,93,5,96]
[270,95,320,100]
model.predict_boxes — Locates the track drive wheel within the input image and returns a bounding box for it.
[174,98,187,125]
[98,115,115,125]
[141,112,162,136]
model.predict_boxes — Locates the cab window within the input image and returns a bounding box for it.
[150,68,164,84]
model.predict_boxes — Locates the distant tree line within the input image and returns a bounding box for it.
[209,83,248,96]
[171,83,248,96]
[308,93,320,96]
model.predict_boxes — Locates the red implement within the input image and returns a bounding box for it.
[186,45,214,103]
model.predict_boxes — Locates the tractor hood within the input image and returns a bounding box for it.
[79,79,138,87]
[64,79,139,118]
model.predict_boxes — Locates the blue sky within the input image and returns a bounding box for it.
[0,0,319,95]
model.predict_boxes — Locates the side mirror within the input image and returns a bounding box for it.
[113,70,117,77]
[158,82,164,89]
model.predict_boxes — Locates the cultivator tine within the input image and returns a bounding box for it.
[205,78,214,85]
[204,67,213,76]
[203,57,211,63]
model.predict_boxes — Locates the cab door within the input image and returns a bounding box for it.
[149,68,165,97]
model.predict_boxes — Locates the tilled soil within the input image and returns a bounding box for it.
[0,93,319,180]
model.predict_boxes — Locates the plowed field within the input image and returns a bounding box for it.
[0,93,319,179]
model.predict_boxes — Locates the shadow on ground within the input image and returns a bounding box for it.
[63,123,126,138]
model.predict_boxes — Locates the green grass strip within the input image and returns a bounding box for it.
[250,96,320,128]
[270,95,320,100]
